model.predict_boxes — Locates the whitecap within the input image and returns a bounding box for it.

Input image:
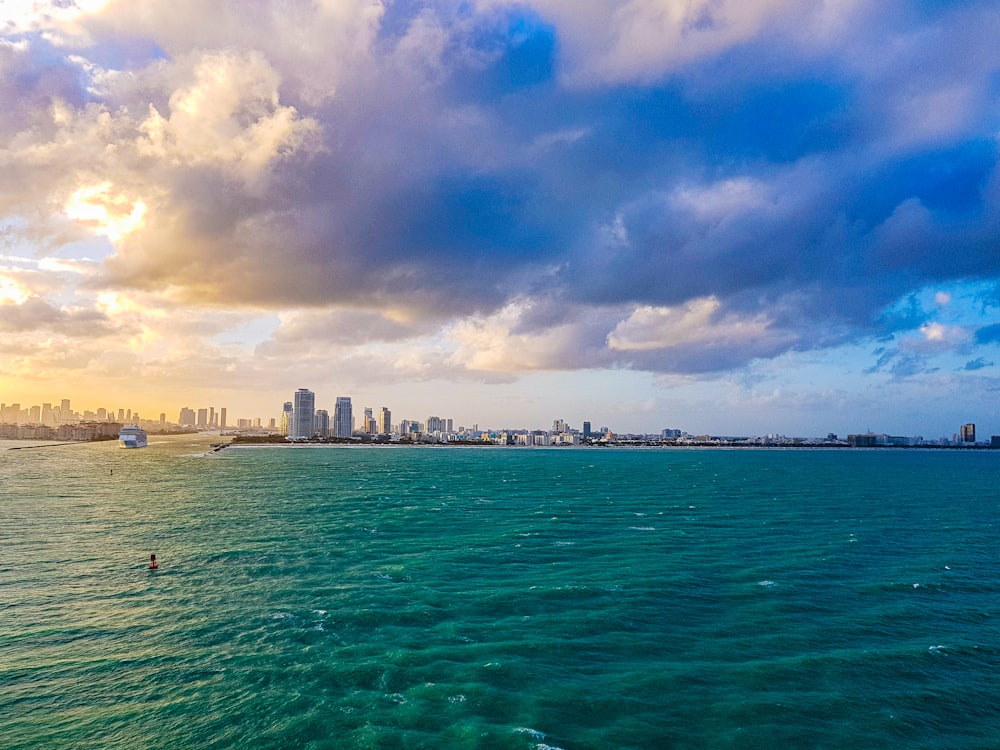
[758,580,776,587]
[629,526,655,531]
[312,609,327,616]
[514,727,545,739]
[448,694,466,703]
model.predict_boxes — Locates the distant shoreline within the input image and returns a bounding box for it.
[219,440,999,451]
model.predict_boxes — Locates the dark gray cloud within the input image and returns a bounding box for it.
[6,0,1000,379]
[964,357,993,371]
[974,324,1000,345]
[0,297,125,336]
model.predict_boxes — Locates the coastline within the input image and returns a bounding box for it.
[219,440,1000,451]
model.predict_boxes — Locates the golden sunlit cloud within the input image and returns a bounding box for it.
[607,298,771,351]
[0,275,31,304]
[96,291,135,316]
[64,183,147,242]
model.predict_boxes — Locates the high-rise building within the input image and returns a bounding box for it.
[209,407,216,428]
[961,423,976,443]
[179,407,195,426]
[583,421,592,438]
[378,407,391,435]
[280,402,293,435]
[197,408,208,428]
[333,397,353,438]
[220,408,227,429]
[362,407,376,434]
[314,409,330,437]
[291,389,315,439]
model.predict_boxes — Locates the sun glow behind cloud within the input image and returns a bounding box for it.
[64,183,146,242]
[0,275,31,304]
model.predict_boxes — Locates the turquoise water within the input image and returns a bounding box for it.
[2,436,999,749]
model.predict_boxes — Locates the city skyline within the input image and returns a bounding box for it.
[2,389,996,446]
[3,3,1000,436]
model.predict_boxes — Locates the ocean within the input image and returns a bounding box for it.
[2,435,999,749]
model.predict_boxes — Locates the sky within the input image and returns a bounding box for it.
[2,0,1000,437]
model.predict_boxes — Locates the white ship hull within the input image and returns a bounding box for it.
[118,425,148,448]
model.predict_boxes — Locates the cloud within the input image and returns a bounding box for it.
[80,0,385,104]
[964,357,993,371]
[259,308,435,353]
[975,323,1000,345]
[4,0,1000,423]
[0,294,124,335]
[483,0,806,86]
[607,297,771,352]
[134,50,322,188]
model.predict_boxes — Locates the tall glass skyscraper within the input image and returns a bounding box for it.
[280,402,293,436]
[314,409,330,438]
[290,388,315,439]
[333,397,353,438]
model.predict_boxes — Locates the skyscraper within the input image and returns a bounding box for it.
[280,402,293,435]
[291,388,315,439]
[333,397,353,438]
[220,408,227,428]
[314,409,330,437]
[961,423,976,443]
[378,407,391,435]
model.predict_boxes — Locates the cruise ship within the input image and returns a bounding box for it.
[118,425,148,449]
